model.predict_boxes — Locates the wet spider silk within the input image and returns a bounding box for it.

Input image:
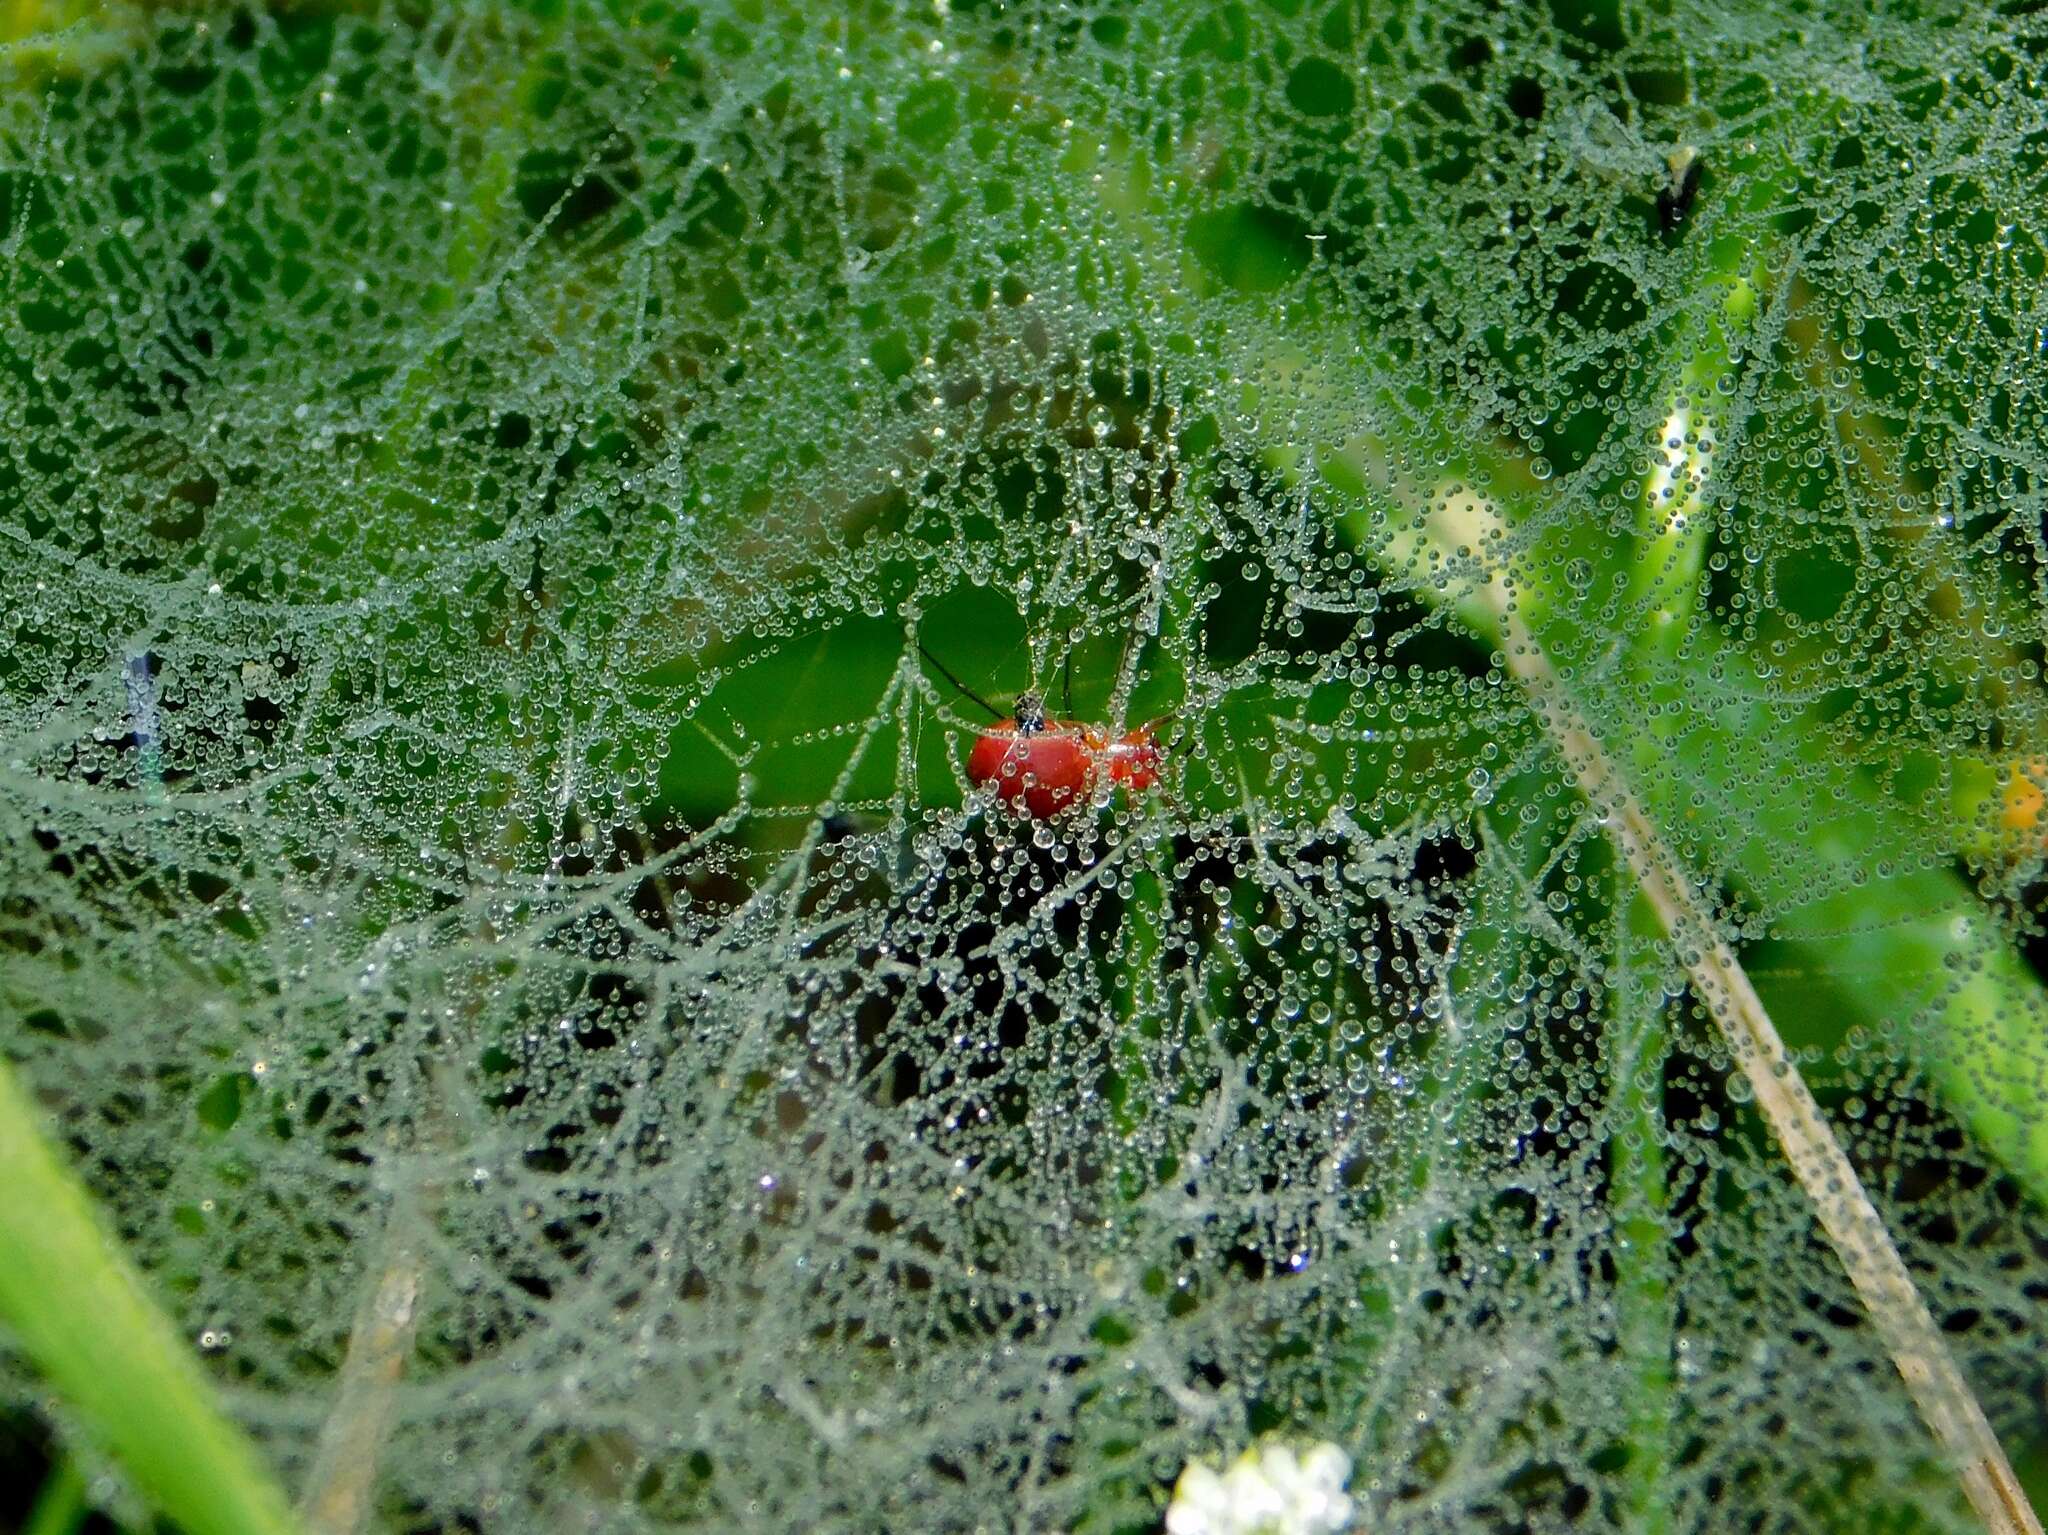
[1,2,2046,1531]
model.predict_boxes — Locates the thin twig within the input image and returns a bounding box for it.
[295,1037,473,1535]
[1466,550,2041,1535]
[297,1201,426,1535]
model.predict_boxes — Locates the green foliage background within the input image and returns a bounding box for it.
[0,1,2046,1532]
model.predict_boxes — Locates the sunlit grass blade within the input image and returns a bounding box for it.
[22,1455,86,1535]
[0,1055,300,1535]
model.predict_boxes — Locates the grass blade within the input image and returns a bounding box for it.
[0,1055,300,1535]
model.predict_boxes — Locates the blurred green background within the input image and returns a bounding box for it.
[2,1,2046,1532]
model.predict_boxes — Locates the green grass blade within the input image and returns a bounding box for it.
[0,1056,300,1535]
[23,1457,87,1535]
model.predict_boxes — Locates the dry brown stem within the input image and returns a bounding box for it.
[1470,559,2041,1535]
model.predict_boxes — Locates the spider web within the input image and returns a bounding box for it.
[1,3,2045,1532]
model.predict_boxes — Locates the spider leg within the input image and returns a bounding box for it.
[916,640,1004,720]
[1110,609,1147,728]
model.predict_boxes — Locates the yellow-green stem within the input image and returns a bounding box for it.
[0,1056,300,1535]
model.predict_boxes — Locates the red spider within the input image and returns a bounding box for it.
[921,644,1168,819]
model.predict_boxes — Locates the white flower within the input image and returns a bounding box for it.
[1164,1438,1355,1535]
